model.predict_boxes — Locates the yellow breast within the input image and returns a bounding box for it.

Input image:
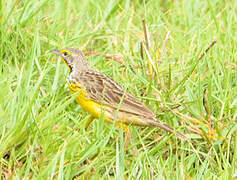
[68,82,110,120]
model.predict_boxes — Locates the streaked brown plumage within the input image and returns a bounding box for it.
[52,48,187,140]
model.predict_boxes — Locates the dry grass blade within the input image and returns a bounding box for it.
[158,31,171,63]
[140,41,144,60]
[172,110,208,128]
[142,19,151,50]
[40,87,47,97]
[203,89,212,126]
[198,40,217,61]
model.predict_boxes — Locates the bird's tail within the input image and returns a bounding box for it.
[148,120,187,141]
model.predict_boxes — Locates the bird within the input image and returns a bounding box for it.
[51,48,187,141]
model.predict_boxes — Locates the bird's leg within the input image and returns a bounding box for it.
[85,116,95,129]
[116,122,136,156]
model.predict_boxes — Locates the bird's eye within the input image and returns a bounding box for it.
[63,52,68,56]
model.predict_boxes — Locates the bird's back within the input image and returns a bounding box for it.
[69,69,156,121]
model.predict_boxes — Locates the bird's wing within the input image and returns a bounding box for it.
[75,70,155,119]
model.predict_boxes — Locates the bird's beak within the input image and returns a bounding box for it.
[51,49,62,57]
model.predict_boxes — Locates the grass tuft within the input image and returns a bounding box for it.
[0,0,236,179]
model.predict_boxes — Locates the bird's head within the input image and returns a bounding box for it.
[51,48,89,73]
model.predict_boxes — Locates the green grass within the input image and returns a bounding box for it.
[0,0,236,179]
